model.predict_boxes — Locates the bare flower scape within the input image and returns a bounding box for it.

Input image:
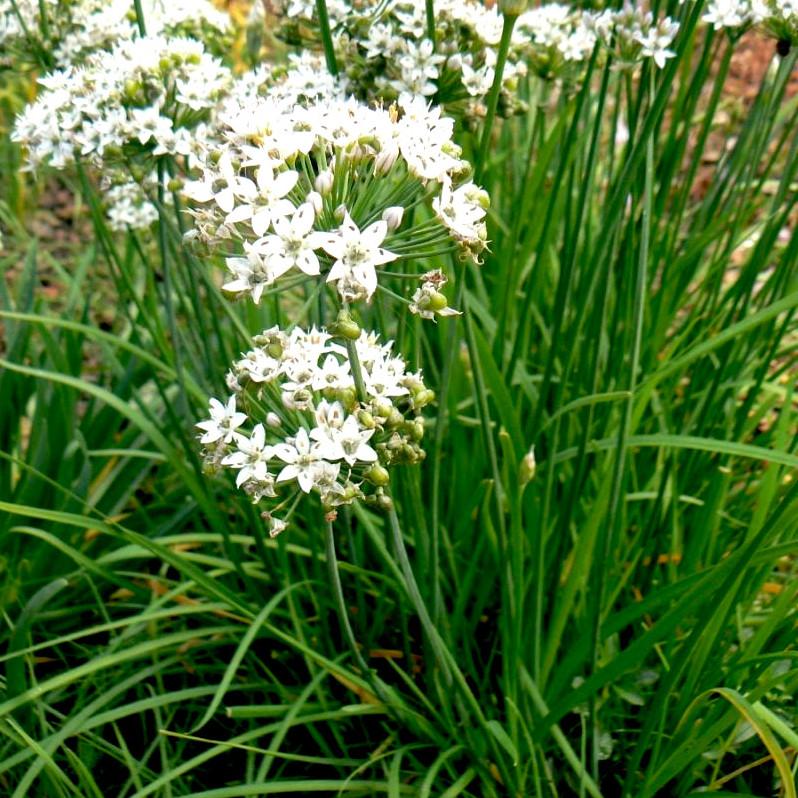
[3,0,798,795]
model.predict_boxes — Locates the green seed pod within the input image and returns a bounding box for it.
[428,291,449,312]
[267,342,283,359]
[336,318,362,340]
[413,389,435,408]
[374,398,393,418]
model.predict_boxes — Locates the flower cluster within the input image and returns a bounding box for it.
[703,0,798,44]
[0,0,230,67]
[183,84,487,308]
[199,327,433,530]
[590,5,679,70]
[102,171,176,231]
[275,0,525,117]
[274,0,680,105]
[12,35,230,171]
[515,3,679,77]
[513,4,598,79]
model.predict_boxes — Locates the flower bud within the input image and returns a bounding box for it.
[499,0,528,16]
[375,491,394,511]
[315,169,334,195]
[374,145,399,175]
[357,410,376,429]
[519,445,536,486]
[332,309,362,340]
[306,190,323,215]
[334,203,347,222]
[266,412,281,428]
[338,386,357,411]
[365,464,390,486]
[381,206,404,231]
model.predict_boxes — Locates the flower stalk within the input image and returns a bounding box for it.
[315,0,339,76]
[476,11,517,182]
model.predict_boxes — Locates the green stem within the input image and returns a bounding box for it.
[425,0,436,47]
[316,0,339,76]
[430,259,468,622]
[476,13,517,183]
[345,338,368,404]
[132,0,147,35]
[325,521,371,676]
[387,501,451,686]
[591,69,655,781]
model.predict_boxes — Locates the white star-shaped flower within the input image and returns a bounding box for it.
[318,212,398,301]
[196,396,247,444]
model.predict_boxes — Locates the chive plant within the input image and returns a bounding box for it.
[2,0,798,796]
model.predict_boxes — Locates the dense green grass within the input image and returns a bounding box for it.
[3,1,798,796]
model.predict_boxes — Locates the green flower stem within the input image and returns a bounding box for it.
[387,501,451,686]
[316,0,339,77]
[133,0,147,35]
[345,338,368,404]
[425,0,436,47]
[156,160,187,420]
[429,259,467,622]
[325,521,371,677]
[386,499,516,789]
[476,12,517,183]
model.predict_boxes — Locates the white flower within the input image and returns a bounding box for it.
[273,428,339,493]
[223,247,273,304]
[253,203,326,279]
[196,396,247,444]
[221,424,274,487]
[635,19,679,69]
[225,165,298,236]
[311,355,353,392]
[312,415,378,466]
[267,516,287,537]
[319,212,398,301]
[432,181,488,246]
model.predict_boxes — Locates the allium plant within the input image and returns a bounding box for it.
[183,83,487,310]
[199,327,432,532]
[8,0,798,795]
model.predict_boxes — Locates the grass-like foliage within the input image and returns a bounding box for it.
[2,0,798,795]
